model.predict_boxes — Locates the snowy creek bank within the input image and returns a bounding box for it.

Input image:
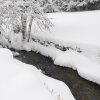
[0,48,75,100]
[15,50,100,100]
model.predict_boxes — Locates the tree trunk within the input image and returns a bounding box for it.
[21,14,27,41]
[27,16,33,42]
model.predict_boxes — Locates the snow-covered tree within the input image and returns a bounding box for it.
[0,0,53,42]
[39,0,100,12]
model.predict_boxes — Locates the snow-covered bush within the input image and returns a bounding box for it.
[64,0,100,11]
[39,0,100,12]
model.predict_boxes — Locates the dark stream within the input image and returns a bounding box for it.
[15,51,100,100]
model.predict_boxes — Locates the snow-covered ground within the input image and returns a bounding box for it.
[0,48,75,100]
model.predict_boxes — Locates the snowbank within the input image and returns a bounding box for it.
[0,48,75,100]
[54,50,100,84]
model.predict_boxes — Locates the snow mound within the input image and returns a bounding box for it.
[0,48,75,100]
[0,48,13,59]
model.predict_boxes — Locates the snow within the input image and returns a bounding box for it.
[1,10,100,86]
[32,10,100,47]
[0,48,75,100]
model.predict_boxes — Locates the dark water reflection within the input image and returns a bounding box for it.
[15,51,100,100]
